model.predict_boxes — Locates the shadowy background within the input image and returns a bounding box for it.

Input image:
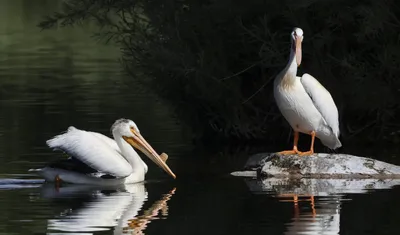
[37,0,400,162]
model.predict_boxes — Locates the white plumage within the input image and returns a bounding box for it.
[31,118,175,185]
[47,126,134,178]
[300,73,340,137]
[274,27,341,155]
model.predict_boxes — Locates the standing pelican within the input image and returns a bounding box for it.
[274,27,341,155]
[30,118,176,185]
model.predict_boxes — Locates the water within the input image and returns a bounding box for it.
[0,0,399,234]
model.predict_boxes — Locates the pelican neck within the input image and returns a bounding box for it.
[113,134,143,168]
[285,47,298,79]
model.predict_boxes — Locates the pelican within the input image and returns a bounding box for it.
[273,27,341,155]
[30,118,176,185]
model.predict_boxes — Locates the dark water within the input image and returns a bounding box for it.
[0,1,400,234]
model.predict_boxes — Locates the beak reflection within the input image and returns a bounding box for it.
[123,131,176,179]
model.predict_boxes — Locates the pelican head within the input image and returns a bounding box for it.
[111,118,176,179]
[291,27,303,67]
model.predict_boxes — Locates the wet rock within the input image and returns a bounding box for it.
[245,178,400,195]
[230,171,257,177]
[231,153,400,179]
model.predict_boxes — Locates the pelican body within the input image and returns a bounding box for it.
[31,118,176,185]
[274,28,341,155]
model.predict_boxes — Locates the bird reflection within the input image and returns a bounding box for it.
[276,193,341,235]
[41,182,176,235]
[265,178,399,235]
[276,194,317,218]
[122,188,176,235]
[245,178,363,235]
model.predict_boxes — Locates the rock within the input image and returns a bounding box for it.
[245,178,400,195]
[229,171,257,177]
[230,152,400,179]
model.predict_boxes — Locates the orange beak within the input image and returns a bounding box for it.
[295,36,302,67]
[123,130,176,179]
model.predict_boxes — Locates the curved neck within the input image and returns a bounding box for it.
[276,42,298,86]
[113,134,145,171]
[286,46,298,77]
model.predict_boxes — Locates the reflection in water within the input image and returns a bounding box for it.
[246,178,400,235]
[278,195,341,235]
[0,178,43,189]
[41,183,176,234]
[122,188,176,235]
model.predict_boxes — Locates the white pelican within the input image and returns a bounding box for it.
[273,27,341,155]
[30,118,176,185]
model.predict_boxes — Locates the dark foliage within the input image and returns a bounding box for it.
[39,0,400,149]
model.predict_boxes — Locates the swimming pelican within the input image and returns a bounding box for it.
[273,27,341,155]
[30,118,176,185]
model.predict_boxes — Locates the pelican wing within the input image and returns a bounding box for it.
[88,131,121,155]
[46,127,133,178]
[300,73,340,136]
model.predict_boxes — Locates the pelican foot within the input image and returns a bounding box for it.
[278,150,301,155]
[55,175,62,190]
[298,150,314,156]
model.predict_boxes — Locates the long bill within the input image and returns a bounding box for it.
[295,36,302,66]
[123,131,176,179]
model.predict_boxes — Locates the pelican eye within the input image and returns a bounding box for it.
[130,126,139,134]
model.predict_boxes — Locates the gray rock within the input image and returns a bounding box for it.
[229,171,257,177]
[231,152,400,179]
[245,178,400,195]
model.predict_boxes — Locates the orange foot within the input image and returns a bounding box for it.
[55,175,62,191]
[298,150,314,156]
[278,149,301,155]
